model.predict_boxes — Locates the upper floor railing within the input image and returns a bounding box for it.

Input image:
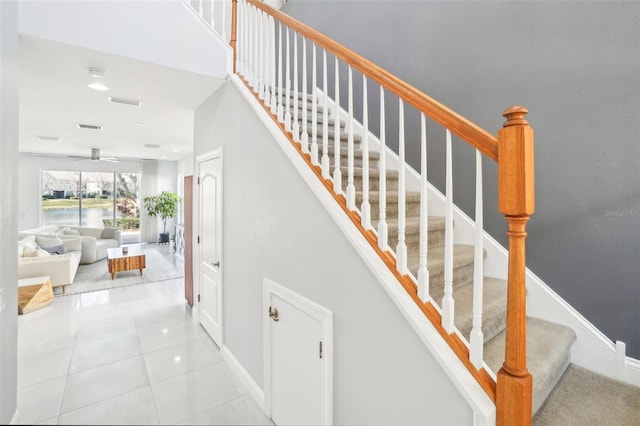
[224,0,535,423]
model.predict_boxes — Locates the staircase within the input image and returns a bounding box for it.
[296,92,581,418]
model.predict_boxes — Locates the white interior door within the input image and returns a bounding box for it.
[264,279,333,425]
[198,155,222,345]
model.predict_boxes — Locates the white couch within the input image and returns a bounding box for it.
[18,225,122,292]
[19,225,122,264]
[18,234,82,293]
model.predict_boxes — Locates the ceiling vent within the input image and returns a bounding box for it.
[77,123,103,130]
[108,96,143,107]
[144,143,161,148]
[37,136,60,141]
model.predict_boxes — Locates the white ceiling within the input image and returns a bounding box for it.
[19,35,225,162]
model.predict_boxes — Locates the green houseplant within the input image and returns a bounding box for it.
[143,191,180,243]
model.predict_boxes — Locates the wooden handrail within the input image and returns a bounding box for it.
[244,0,498,162]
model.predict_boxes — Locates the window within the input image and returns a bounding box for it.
[41,170,141,242]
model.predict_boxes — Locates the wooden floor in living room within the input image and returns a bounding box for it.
[15,244,272,425]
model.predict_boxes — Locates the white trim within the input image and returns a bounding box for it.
[221,345,265,411]
[263,277,333,426]
[10,409,19,425]
[232,73,494,424]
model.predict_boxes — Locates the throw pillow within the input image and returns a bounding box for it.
[22,247,51,257]
[42,244,66,255]
[101,227,117,239]
[19,235,39,251]
[35,235,65,250]
[59,236,82,251]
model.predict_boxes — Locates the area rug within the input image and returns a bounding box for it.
[60,247,183,296]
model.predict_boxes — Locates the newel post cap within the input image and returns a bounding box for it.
[502,106,529,128]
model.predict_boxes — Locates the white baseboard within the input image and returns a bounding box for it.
[10,409,19,425]
[221,345,265,411]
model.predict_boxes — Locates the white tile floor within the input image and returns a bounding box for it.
[16,245,272,425]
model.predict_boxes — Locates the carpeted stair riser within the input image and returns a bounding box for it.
[309,125,363,144]
[407,244,478,297]
[339,167,398,192]
[356,190,419,222]
[325,146,380,168]
[385,216,445,252]
[483,318,577,415]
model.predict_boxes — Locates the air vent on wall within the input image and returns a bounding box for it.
[108,96,143,107]
[144,144,161,148]
[76,123,103,130]
[37,136,60,141]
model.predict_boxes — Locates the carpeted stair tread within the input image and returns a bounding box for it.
[533,364,640,425]
[451,277,508,344]
[384,216,445,250]
[298,113,345,128]
[483,317,577,415]
[326,146,380,161]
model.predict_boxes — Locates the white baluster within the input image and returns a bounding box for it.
[346,66,356,211]
[263,13,271,105]
[222,0,227,41]
[276,23,283,122]
[418,113,430,302]
[360,76,371,230]
[470,150,484,369]
[378,87,389,251]
[396,100,408,274]
[292,33,301,144]
[332,59,342,194]
[321,49,330,178]
[310,43,319,164]
[244,4,251,85]
[442,129,455,333]
[257,10,265,100]
[252,6,258,88]
[300,38,309,153]
[235,0,242,74]
[284,28,292,132]
[269,17,277,113]
[199,0,203,16]
[210,0,214,31]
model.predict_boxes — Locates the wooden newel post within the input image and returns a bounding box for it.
[496,106,534,425]
[230,0,238,74]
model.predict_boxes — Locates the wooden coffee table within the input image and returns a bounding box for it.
[106,244,146,280]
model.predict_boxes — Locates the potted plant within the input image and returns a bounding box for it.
[143,191,180,243]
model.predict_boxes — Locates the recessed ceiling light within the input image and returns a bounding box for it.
[37,136,60,141]
[144,144,160,148]
[87,82,110,91]
[172,149,180,153]
[108,97,142,107]
[133,122,144,126]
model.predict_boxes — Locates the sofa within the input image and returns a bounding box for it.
[18,225,122,292]
[18,234,82,293]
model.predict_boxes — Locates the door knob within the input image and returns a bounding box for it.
[268,306,279,322]
[212,261,220,267]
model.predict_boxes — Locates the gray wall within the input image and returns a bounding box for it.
[282,1,640,358]
[0,1,19,422]
[194,81,474,424]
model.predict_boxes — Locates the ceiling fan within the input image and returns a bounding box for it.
[67,148,119,163]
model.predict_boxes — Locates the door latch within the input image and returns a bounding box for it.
[268,306,279,322]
